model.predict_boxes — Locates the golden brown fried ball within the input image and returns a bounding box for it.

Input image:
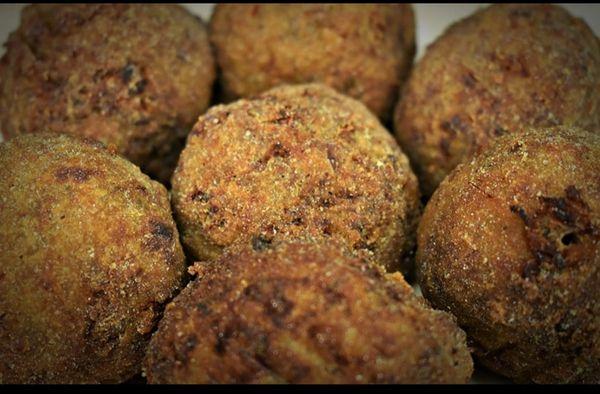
[171,83,420,273]
[144,241,473,384]
[0,4,215,184]
[209,4,415,121]
[417,126,600,383]
[394,4,600,196]
[0,134,186,383]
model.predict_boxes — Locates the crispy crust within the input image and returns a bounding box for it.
[171,83,421,273]
[144,241,473,383]
[417,126,600,383]
[394,4,600,196]
[0,4,215,184]
[210,4,415,121]
[0,134,186,383]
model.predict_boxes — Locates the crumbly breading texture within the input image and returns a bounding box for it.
[394,4,600,196]
[144,241,473,383]
[417,126,600,383]
[210,4,415,121]
[171,83,421,273]
[0,4,215,184]
[0,134,186,383]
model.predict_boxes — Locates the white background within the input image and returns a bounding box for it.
[1,4,599,60]
[0,3,598,384]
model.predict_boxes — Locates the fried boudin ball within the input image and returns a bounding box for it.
[0,134,186,383]
[144,241,473,383]
[209,4,415,121]
[0,4,215,184]
[394,4,600,196]
[417,126,600,383]
[171,84,420,273]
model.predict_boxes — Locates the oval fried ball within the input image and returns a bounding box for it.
[417,126,600,383]
[144,241,473,383]
[394,4,600,196]
[209,4,415,121]
[0,4,215,184]
[171,83,420,273]
[0,134,186,383]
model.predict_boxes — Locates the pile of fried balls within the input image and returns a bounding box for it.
[0,4,598,384]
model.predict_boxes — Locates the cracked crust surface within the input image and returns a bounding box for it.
[0,134,186,383]
[417,126,600,383]
[171,83,420,273]
[394,4,600,195]
[144,241,473,384]
[0,4,215,184]
[210,4,415,121]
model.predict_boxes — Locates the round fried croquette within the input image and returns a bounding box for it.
[416,126,600,383]
[209,4,415,121]
[171,83,421,273]
[0,134,186,383]
[393,3,600,196]
[0,4,215,184]
[144,241,473,383]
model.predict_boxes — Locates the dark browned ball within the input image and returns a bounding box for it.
[144,241,473,383]
[171,83,421,274]
[210,4,415,122]
[394,4,600,196]
[417,126,600,383]
[0,134,186,383]
[0,4,215,184]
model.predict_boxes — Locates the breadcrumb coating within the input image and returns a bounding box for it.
[417,126,600,383]
[394,4,600,195]
[0,134,186,383]
[144,241,473,383]
[171,83,420,273]
[210,4,415,121]
[0,4,215,184]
